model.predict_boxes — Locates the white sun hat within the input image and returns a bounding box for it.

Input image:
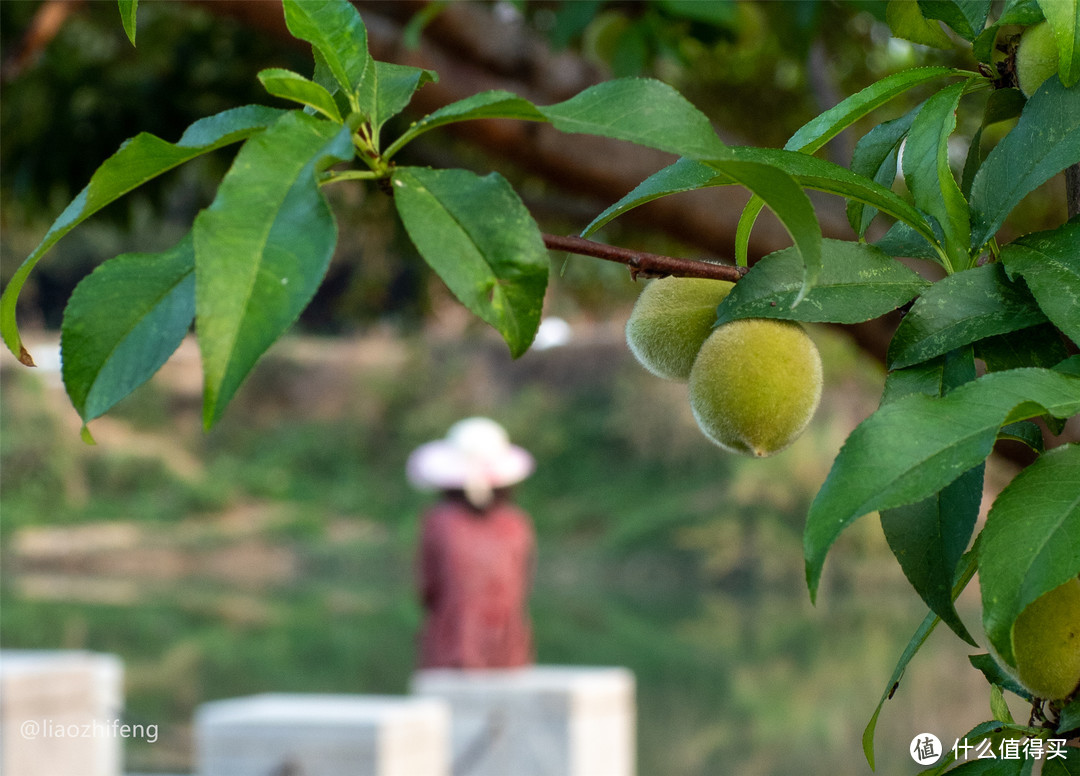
[406,417,535,507]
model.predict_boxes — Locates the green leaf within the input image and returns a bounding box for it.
[538,78,728,159]
[863,608,940,769]
[582,157,727,236]
[0,105,284,367]
[943,754,1033,775]
[961,126,984,199]
[882,357,948,405]
[1043,748,1080,775]
[282,0,372,106]
[990,683,1015,724]
[975,325,1069,373]
[862,550,977,769]
[1059,355,1080,377]
[969,77,1080,251]
[919,720,1039,775]
[118,0,137,45]
[60,234,194,423]
[1037,0,1080,87]
[804,368,1080,601]
[881,466,983,645]
[584,158,825,292]
[998,421,1046,453]
[369,61,438,138]
[847,104,921,237]
[392,167,549,358]
[385,90,545,159]
[979,443,1080,666]
[1000,219,1080,346]
[586,149,939,259]
[713,239,929,325]
[982,88,1026,126]
[999,0,1045,27]
[705,159,822,300]
[968,653,1034,701]
[734,197,765,268]
[784,66,964,154]
[742,66,962,258]
[876,219,944,261]
[887,263,1048,370]
[880,347,981,646]
[730,147,938,249]
[1058,696,1080,734]
[194,112,354,428]
[887,0,956,47]
[258,68,343,122]
[902,81,972,271]
[918,0,992,41]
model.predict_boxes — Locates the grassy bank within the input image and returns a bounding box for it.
[1,326,991,774]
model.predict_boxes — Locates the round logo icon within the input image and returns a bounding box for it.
[911,733,943,765]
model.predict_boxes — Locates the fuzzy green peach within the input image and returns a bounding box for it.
[625,277,734,381]
[688,319,823,457]
[1012,577,1080,700]
[1016,21,1059,97]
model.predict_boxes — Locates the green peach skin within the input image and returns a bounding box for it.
[689,319,822,457]
[1016,21,1060,97]
[1012,577,1080,700]
[625,277,734,381]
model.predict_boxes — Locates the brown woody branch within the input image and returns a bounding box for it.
[542,234,746,282]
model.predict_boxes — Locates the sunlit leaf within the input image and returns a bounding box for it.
[61,234,194,423]
[0,105,284,366]
[258,68,343,122]
[713,239,929,325]
[902,81,972,270]
[918,0,992,42]
[887,1,955,47]
[804,368,1080,601]
[539,78,728,159]
[282,0,373,107]
[118,0,137,45]
[392,167,549,358]
[195,112,354,428]
[385,91,545,158]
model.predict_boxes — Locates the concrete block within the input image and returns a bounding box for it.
[411,665,635,776]
[195,693,450,776]
[0,650,124,776]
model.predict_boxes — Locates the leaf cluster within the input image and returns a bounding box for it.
[1,1,1079,770]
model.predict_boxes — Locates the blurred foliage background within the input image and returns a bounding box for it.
[0,1,1057,773]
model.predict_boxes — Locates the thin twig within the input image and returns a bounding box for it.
[542,234,746,282]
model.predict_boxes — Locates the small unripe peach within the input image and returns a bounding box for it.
[688,319,822,457]
[1012,578,1080,701]
[625,277,734,381]
[1016,21,1059,97]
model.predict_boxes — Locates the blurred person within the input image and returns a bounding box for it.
[406,418,536,669]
